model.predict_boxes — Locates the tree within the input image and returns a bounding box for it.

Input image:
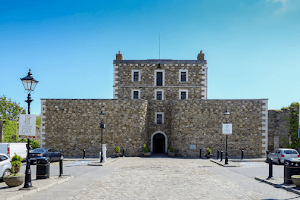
[36,115,41,128]
[282,102,300,149]
[0,95,25,121]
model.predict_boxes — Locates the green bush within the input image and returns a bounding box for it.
[30,140,41,149]
[2,120,18,142]
[18,139,40,149]
[11,153,22,176]
[115,146,120,153]
[207,148,212,154]
[143,144,148,153]
[170,146,174,153]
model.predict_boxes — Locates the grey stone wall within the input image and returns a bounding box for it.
[170,99,266,158]
[113,59,207,100]
[41,99,148,157]
[268,110,290,151]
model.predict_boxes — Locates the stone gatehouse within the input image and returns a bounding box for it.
[40,51,268,158]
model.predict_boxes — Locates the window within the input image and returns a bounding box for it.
[157,72,163,86]
[155,112,164,124]
[154,70,165,86]
[131,70,141,82]
[134,72,139,81]
[179,70,188,82]
[131,89,140,99]
[155,89,164,100]
[179,90,188,100]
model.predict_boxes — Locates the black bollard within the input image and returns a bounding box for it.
[266,150,269,162]
[225,154,228,164]
[83,149,85,159]
[59,157,63,177]
[220,151,223,161]
[199,149,202,158]
[217,150,219,160]
[123,149,125,157]
[241,150,244,160]
[268,158,273,178]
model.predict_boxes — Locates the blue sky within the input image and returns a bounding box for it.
[0,0,299,115]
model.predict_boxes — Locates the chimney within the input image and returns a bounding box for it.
[116,51,123,60]
[197,50,205,60]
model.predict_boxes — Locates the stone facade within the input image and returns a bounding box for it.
[170,99,267,157]
[40,99,148,157]
[40,51,269,158]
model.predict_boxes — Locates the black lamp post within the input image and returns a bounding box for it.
[20,69,38,189]
[223,110,230,165]
[99,110,105,162]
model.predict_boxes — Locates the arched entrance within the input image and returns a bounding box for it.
[151,131,167,153]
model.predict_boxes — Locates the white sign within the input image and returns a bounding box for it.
[222,124,232,134]
[190,145,196,150]
[19,114,36,136]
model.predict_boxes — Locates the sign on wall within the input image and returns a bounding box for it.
[222,124,232,134]
[190,144,196,150]
[19,114,36,137]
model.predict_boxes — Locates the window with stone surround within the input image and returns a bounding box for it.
[131,70,141,82]
[179,89,188,100]
[154,70,165,86]
[131,89,140,99]
[155,89,164,100]
[155,112,164,124]
[179,70,188,82]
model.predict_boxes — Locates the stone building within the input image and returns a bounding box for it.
[40,51,269,158]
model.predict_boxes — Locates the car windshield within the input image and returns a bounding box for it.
[30,148,46,153]
[284,150,298,154]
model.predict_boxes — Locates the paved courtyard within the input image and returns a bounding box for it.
[67,157,260,200]
[2,156,299,200]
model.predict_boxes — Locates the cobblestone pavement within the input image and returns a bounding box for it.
[67,157,260,200]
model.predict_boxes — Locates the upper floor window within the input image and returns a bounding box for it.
[155,89,164,100]
[179,89,188,100]
[131,89,140,99]
[154,70,165,86]
[131,70,141,82]
[155,112,164,124]
[179,70,188,82]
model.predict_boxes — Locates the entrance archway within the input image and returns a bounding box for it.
[151,131,167,153]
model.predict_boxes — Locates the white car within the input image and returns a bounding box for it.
[268,148,300,164]
[0,153,11,180]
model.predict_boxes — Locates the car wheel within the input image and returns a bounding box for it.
[47,157,51,163]
[3,169,10,177]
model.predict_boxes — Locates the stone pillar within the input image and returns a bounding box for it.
[116,51,123,60]
[0,120,3,142]
[197,50,205,60]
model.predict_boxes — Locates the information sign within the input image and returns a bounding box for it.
[19,114,36,137]
[222,124,232,134]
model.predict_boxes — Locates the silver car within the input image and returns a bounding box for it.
[0,153,11,180]
[268,148,300,164]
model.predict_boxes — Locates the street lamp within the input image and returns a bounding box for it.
[20,69,38,189]
[99,109,105,162]
[223,110,230,165]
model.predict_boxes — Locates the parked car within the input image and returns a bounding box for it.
[268,148,300,164]
[0,143,27,161]
[0,153,11,181]
[29,148,63,164]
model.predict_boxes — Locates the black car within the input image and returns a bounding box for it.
[29,148,63,164]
